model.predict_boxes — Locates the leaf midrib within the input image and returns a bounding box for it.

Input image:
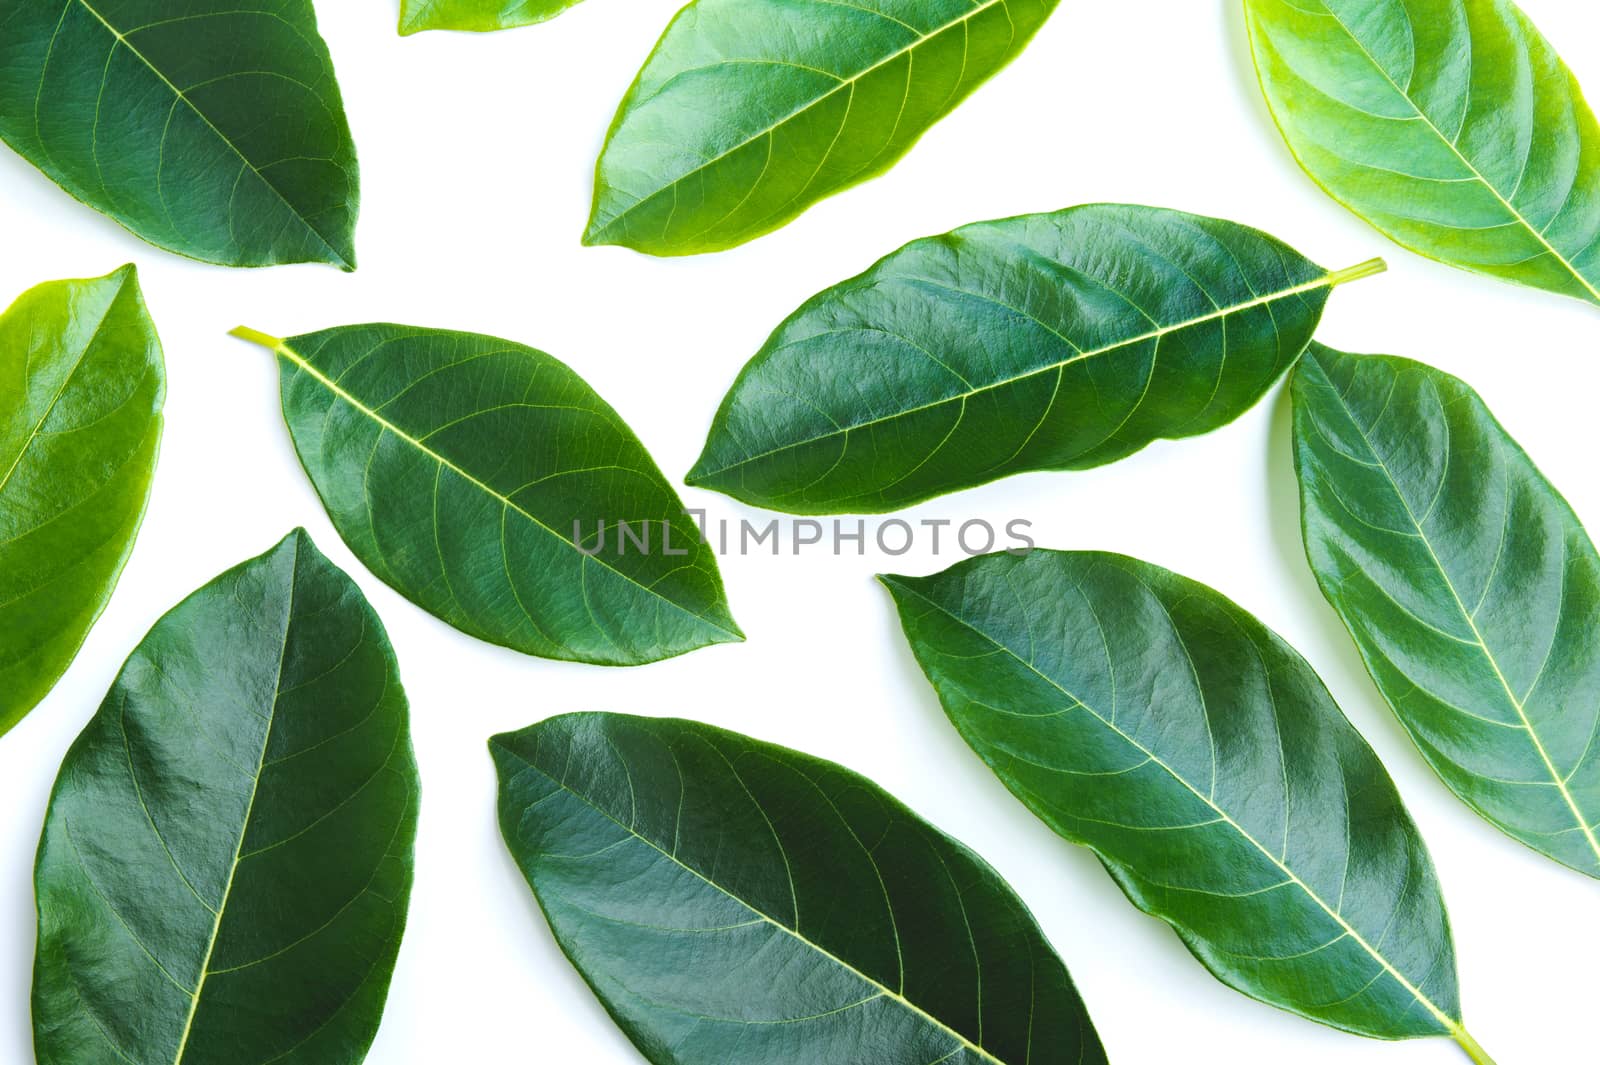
[692,269,1339,482]
[885,576,1465,1038]
[168,537,296,1063]
[496,740,1011,1065]
[68,0,350,267]
[1314,5,1600,303]
[270,338,740,642]
[589,0,1010,241]
[1307,357,1600,868]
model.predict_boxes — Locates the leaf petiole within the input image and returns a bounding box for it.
[1452,1026,1498,1065]
[230,325,285,350]
[1325,257,1388,287]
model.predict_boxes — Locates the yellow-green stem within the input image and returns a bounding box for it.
[1452,1026,1497,1065]
[1326,257,1388,287]
[229,325,285,350]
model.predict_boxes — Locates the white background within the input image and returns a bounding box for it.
[1,1,1596,1062]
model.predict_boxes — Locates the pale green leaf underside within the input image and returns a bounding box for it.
[584,0,1059,255]
[237,324,740,666]
[0,0,359,268]
[688,204,1364,515]
[32,530,418,1065]
[1294,345,1600,878]
[398,0,579,35]
[885,550,1467,1044]
[493,712,1106,1065]
[1246,0,1600,306]
[0,266,163,738]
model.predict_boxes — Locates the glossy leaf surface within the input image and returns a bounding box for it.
[1245,0,1600,306]
[584,0,1060,255]
[0,0,359,268]
[234,324,741,666]
[689,204,1376,514]
[885,550,1478,1047]
[1294,344,1600,878]
[0,266,163,738]
[493,711,1107,1065]
[399,0,578,34]
[33,529,418,1065]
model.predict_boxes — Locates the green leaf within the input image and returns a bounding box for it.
[583,0,1062,255]
[1293,344,1600,879]
[688,204,1382,515]
[883,550,1494,1058]
[492,711,1107,1065]
[1244,0,1600,307]
[32,529,418,1065]
[231,324,741,666]
[399,0,580,34]
[0,0,360,269]
[0,265,163,738]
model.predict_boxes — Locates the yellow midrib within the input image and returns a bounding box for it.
[886,578,1467,1038]
[503,744,1013,1065]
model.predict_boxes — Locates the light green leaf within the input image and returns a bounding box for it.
[0,0,360,268]
[232,324,741,666]
[33,529,418,1065]
[584,0,1061,255]
[0,265,163,738]
[688,204,1382,515]
[884,550,1494,1060]
[399,0,580,34]
[493,711,1107,1065]
[1244,0,1600,306]
[1293,344,1600,879]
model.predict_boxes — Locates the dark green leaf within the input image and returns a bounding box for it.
[884,550,1491,1056]
[688,204,1381,514]
[0,265,163,738]
[232,324,741,666]
[584,0,1061,255]
[1245,0,1600,306]
[32,529,418,1065]
[399,0,579,34]
[1293,344,1600,878]
[0,0,360,268]
[492,711,1106,1065]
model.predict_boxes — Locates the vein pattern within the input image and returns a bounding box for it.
[256,324,740,666]
[32,530,419,1065]
[1294,344,1600,878]
[885,550,1466,1042]
[689,204,1358,514]
[0,266,163,737]
[492,712,1106,1065]
[1246,0,1600,306]
[0,0,359,267]
[584,0,1060,254]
